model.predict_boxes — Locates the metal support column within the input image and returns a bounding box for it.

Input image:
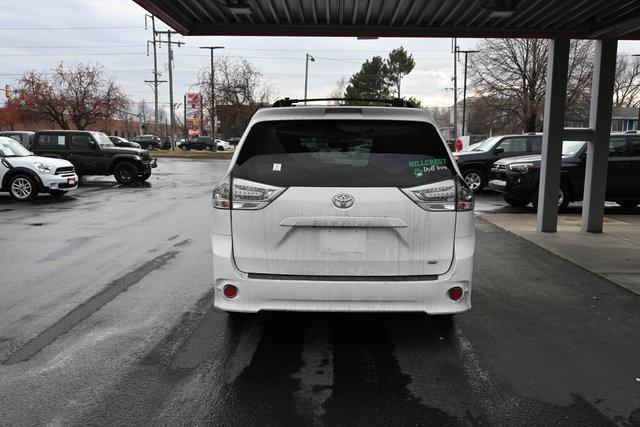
[581,39,618,233]
[536,38,570,232]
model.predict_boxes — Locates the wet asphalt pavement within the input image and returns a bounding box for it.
[0,158,639,426]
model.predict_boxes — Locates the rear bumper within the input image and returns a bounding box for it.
[211,233,474,314]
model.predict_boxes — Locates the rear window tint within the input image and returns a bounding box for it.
[233,120,454,187]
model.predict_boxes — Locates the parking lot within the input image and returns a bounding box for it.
[1,158,639,425]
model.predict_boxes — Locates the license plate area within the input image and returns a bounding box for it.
[319,228,367,253]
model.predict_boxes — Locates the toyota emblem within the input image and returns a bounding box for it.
[332,193,354,209]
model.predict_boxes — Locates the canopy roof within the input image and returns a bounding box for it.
[133,0,640,39]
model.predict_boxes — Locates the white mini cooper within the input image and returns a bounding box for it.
[0,136,78,201]
[212,101,475,315]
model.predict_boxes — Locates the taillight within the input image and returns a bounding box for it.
[401,177,474,212]
[213,175,231,209]
[213,176,285,210]
[456,177,474,211]
[401,179,456,211]
[455,138,463,152]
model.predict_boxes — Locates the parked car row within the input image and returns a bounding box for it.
[178,136,230,151]
[0,130,157,201]
[453,131,640,209]
[131,134,171,150]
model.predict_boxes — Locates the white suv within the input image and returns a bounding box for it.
[212,103,475,314]
[0,137,78,201]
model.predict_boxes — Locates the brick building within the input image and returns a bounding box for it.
[0,108,145,138]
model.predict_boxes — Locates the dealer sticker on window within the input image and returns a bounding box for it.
[272,163,282,172]
[408,158,448,178]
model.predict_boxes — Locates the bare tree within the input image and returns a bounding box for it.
[18,63,128,130]
[137,100,152,130]
[613,54,640,108]
[0,97,29,130]
[470,39,593,132]
[425,106,450,127]
[196,56,274,136]
[327,77,348,102]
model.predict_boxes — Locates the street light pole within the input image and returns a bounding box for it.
[200,46,225,137]
[304,53,315,104]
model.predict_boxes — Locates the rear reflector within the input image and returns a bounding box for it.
[223,284,238,299]
[448,286,464,301]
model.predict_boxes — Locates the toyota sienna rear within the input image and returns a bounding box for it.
[211,102,475,314]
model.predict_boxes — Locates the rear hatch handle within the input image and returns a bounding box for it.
[280,216,407,228]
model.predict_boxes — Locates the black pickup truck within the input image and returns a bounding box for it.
[452,133,543,191]
[32,130,157,184]
[489,132,640,209]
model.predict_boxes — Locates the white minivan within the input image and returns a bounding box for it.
[212,101,475,314]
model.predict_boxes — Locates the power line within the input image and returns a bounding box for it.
[0,26,143,30]
[0,44,142,48]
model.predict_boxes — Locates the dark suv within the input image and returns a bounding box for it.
[131,134,167,150]
[31,130,157,184]
[180,136,215,151]
[452,133,542,191]
[489,132,640,209]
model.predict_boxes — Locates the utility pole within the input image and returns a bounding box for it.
[200,46,224,138]
[304,53,315,104]
[458,49,479,136]
[452,39,458,140]
[183,94,188,140]
[145,14,161,135]
[155,30,183,150]
[199,93,204,135]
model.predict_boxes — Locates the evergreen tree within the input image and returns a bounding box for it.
[344,56,391,104]
[386,47,415,98]
[343,47,416,104]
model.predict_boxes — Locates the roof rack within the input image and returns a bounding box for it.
[271,97,416,108]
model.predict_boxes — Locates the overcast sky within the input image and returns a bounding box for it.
[2,0,640,111]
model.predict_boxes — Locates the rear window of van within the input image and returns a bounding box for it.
[233,120,454,187]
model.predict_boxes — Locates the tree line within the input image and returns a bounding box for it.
[339,41,640,135]
[0,58,273,135]
[3,42,640,136]
[469,39,640,133]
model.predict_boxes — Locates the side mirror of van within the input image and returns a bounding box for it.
[494,147,504,155]
[89,140,98,149]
